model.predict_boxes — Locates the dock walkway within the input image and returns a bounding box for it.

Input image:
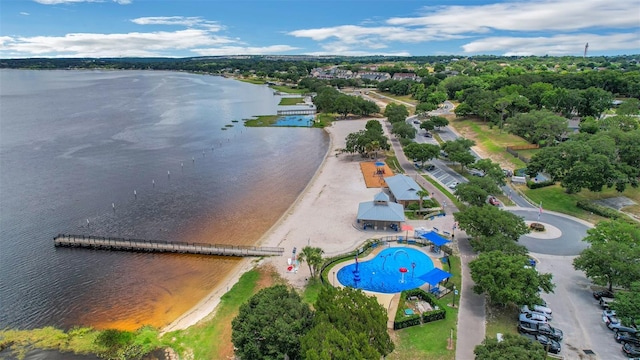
[54,234,284,257]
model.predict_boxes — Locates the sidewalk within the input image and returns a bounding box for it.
[387,124,486,359]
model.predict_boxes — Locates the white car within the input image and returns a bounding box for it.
[521,305,552,321]
[603,309,619,325]
[448,181,459,189]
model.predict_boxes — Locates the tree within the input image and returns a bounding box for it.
[469,158,506,186]
[474,333,547,360]
[454,205,529,241]
[343,120,390,157]
[441,138,476,170]
[470,234,529,256]
[506,110,568,145]
[577,87,614,118]
[403,142,440,167]
[297,246,325,278]
[617,98,640,116]
[232,285,314,360]
[301,286,394,358]
[454,183,489,207]
[612,282,640,328]
[573,220,640,291]
[384,103,409,123]
[416,189,430,210]
[429,115,449,129]
[470,251,554,306]
[391,121,416,139]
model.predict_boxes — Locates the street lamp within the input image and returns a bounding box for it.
[333,271,336,286]
[453,285,458,308]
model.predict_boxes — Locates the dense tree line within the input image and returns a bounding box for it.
[231,285,393,360]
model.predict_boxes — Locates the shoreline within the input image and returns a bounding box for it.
[162,119,380,333]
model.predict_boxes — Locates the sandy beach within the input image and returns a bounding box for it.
[162,119,381,332]
[163,118,454,332]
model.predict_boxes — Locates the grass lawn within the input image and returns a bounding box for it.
[377,91,418,107]
[518,184,640,223]
[421,175,464,210]
[237,77,266,85]
[313,113,335,128]
[270,85,308,94]
[448,117,528,170]
[278,97,305,106]
[485,304,519,341]
[243,115,278,127]
[388,256,461,360]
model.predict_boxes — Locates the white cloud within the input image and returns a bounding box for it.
[131,16,223,31]
[462,33,640,55]
[191,45,299,56]
[388,0,640,32]
[0,29,236,58]
[288,0,640,56]
[35,0,131,4]
[20,12,30,15]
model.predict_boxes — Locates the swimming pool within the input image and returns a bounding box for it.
[336,247,435,293]
[273,115,314,127]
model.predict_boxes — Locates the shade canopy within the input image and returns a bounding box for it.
[419,268,452,286]
[419,231,451,246]
[375,161,385,167]
[399,267,408,273]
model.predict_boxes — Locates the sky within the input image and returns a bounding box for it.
[0,0,639,58]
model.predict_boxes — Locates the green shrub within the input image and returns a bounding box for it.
[422,309,446,323]
[576,200,621,219]
[407,203,420,211]
[393,315,422,330]
[527,179,555,189]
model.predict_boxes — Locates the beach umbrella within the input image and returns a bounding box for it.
[401,223,413,239]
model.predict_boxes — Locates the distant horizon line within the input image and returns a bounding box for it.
[2,54,639,61]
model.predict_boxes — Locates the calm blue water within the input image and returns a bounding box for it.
[337,247,434,293]
[0,70,329,331]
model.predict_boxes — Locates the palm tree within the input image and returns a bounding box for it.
[298,246,325,278]
[416,189,430,210]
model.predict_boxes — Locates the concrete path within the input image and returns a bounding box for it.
[386,124,486,359]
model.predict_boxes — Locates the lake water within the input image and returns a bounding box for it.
[0,70,328,331]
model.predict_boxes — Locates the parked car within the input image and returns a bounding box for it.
[521,333,561,354]
[519,312,548,325]
[447,181,459,189]
[488,196,500,206]
[518,320,563,341]
[424,132,433,138]
[609,322,638,333]
[469,169,485,177]
[616,331,640,346]
[521,305,552,321]
[600,296,615,309]
[603,310,619,325]
[413,120,421,124]
[623,342,640,357]
[423,164,436,171]
[593,289,615,300]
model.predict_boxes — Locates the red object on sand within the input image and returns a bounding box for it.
[287,265,293,271]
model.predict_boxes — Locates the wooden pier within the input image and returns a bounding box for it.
[276,108,316,115]
[53,234,284,257]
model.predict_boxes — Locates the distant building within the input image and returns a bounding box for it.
[392,73,420,81]
[356,71,391,81]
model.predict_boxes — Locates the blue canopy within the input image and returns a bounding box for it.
[419,231,451,246]
[375,161,385,167]
[419,268,452,286]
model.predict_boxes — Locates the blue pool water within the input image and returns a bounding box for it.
[337,247,434,293]
[273,115,314,127]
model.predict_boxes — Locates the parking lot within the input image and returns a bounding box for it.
[534,253,628,359]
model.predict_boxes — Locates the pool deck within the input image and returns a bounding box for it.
[328,242,446,328]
